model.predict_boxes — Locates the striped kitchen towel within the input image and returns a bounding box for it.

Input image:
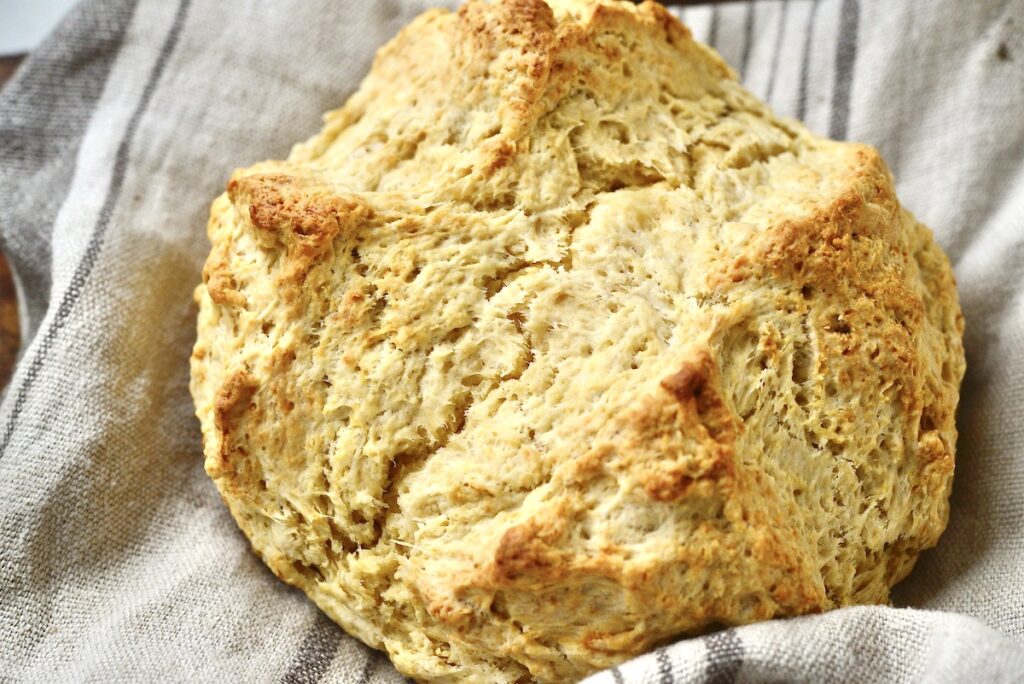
[0,1,1022,682]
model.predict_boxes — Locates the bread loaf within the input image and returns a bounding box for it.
[190,1,966,681]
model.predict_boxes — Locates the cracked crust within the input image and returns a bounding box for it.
[189,1,965,681]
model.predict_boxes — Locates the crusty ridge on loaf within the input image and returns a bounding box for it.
[190,1,966,682]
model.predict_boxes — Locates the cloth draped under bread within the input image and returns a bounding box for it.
[0,0,1021,681]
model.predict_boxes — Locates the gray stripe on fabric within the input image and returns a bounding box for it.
[705,629,744,684]
[282,612,342,684]
[707,6,720,49]
[0,0,193,459]
[612,665,626,684]
[358,649,383,684]
[0,0,140,340]
[796,0,822,121]
[764,0,790,104]
[656,647,674,683]
[829,0,861,139]
[739,2,756,78]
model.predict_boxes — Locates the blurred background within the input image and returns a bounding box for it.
[0,0,78,56]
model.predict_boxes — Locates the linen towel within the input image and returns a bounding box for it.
[1,1,1022,681]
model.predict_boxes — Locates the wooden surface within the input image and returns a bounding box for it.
[0,55,23,389]
[0,56,22,86]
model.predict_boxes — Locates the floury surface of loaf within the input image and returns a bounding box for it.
[190,0,965,681]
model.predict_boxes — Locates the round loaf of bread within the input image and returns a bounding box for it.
[190,1,965,681]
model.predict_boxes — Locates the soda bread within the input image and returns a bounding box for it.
[190,0,966,681]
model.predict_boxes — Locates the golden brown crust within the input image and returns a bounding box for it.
[189,1,965,682]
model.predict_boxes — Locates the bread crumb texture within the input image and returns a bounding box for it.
[190,1,965,681]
